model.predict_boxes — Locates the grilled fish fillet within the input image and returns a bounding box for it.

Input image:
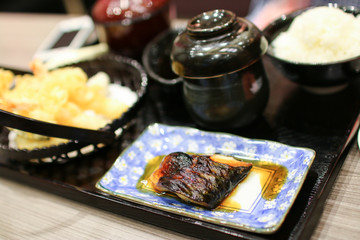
[149,152,252,209]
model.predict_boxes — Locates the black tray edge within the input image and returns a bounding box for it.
[0,133,357,240]
[294,137,355,239]
[0,163,268,240]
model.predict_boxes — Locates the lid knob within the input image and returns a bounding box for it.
[187,9,236,37]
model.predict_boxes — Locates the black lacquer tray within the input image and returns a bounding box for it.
[1,57,359,240]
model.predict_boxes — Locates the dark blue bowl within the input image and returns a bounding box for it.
[142,28,183,85]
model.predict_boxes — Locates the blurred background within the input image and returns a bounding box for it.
[0,0,251,18]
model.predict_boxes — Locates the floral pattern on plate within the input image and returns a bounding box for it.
[96,123,315,233]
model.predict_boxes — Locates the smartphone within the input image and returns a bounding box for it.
[33,15,95,62]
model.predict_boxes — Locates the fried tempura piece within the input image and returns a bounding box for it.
[0,60,137,149]
[0,69,14,96]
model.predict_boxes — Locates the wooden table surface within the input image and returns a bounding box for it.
[0,13,359,240]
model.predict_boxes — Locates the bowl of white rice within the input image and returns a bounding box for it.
[263,5,360,92]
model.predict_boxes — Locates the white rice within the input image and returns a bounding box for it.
[272,6,360,64]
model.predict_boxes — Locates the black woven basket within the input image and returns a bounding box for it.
[0,53,148,164]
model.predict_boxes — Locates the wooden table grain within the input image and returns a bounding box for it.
[0,13,359,240]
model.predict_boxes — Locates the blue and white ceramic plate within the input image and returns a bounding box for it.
[96,123,316,234]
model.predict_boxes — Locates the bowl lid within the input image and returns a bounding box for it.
[171,9,268,78]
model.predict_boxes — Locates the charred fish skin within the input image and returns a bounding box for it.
[155,152,252,209]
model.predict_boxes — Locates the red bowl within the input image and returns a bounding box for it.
[92,0,175,59]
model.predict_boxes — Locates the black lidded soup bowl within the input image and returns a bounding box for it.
[143,9,270,131]
[262,5,360,93]
[170,9,269,130]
